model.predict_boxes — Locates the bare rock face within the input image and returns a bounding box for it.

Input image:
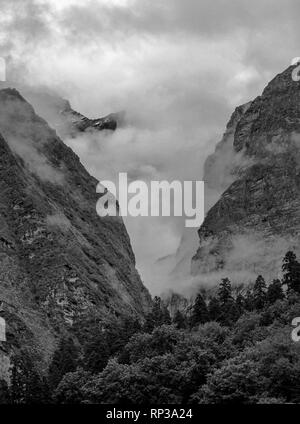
[156,102,253,288]
[0,83,123,138]
[61,101,124,135]
[203,101,252,197]
[0,88,151,373]
[192,65,300,284]
[25,91,123,137]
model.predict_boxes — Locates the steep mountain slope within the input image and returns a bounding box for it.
[192,65,300,284]
[0,88,151,378]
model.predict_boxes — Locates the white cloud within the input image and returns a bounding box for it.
[0,0,298,293]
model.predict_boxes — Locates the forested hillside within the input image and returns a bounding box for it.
[2,251,300,404]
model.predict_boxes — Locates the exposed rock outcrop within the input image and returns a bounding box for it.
[0,83,123,138]
[192,65,300,284]
[61,101,124,135]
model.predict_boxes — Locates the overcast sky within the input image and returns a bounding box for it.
[0,0,299,293]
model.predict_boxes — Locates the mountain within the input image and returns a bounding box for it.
[153,103,253,294]
[0,88,151,380]
[61,101,124,134]
[0,83,124,138]
[192,65,300,285]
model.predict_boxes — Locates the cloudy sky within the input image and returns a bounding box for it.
[0,0,299,293]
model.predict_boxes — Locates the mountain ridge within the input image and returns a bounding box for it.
[0,87,151,380]
[191,65,300,284]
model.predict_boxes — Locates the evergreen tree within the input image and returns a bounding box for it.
[143,313,155,333]
[253,275,267,310]
[208,297,222,321]
[173,310,187,329]
[282,251,300,293]
[190,293,209,328]
[83,331,110,374]
[244,289,254,311]
[0,379,9,404]
[267,279,285,304]
[222,300,240,326]
[214,279,240,326]
[10,352,48,404]
[236,293,246,315]
[143,297,171,332]
[48,337,78,389]
[104,317,142,356]
[152,296,163,318]
[218,278,233,305]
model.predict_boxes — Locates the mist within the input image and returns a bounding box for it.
[0,92,64,184]
[1,0,300,293]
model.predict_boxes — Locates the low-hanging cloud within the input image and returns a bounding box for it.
[1,0,300,293]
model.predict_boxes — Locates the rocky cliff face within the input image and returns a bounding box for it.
[61,101,124,135]
[192,65,300,284]
[0,88,151,378]
[0,83,123,138]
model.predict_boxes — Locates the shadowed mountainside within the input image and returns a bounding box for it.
[0,88,151,378]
